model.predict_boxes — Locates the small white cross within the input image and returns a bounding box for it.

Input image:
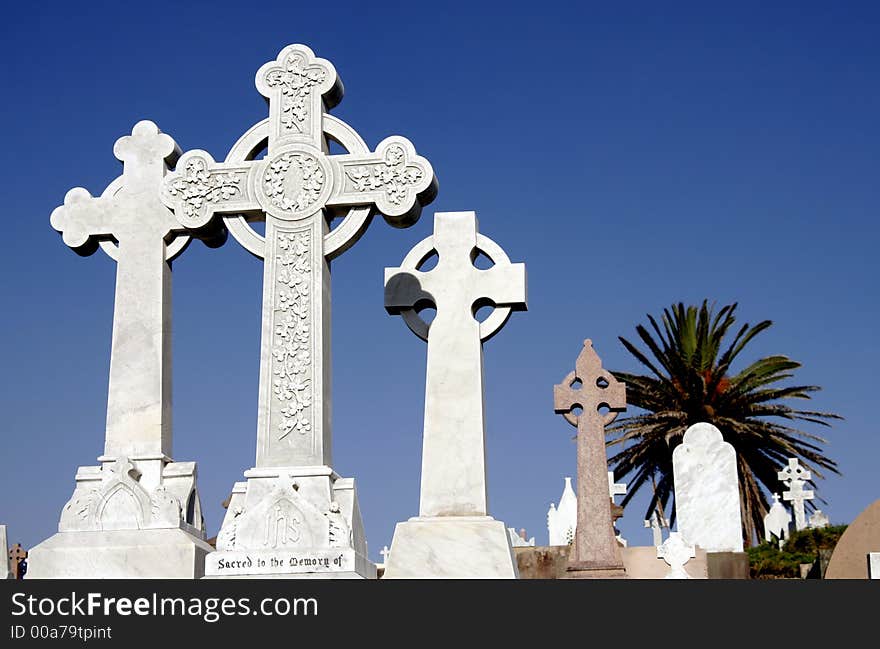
[608,472,627,504]
[380,545,391,565]
[657,532,695,579]
[778,458,814,531]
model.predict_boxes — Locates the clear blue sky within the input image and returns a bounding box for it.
[1,1,877,557]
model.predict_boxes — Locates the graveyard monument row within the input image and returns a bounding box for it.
[30,43,437,579]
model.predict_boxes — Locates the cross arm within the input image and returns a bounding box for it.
[328,136,437,227]
[161,150,258,231]
[50,187,115,256]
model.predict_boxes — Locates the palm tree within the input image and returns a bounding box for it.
[607,300,841,545]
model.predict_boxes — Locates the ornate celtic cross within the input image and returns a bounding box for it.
[162,45,437,469]
[384,211,526,517]
[778,458,814,531]
[553,339,627,576]
[51,120,203,459]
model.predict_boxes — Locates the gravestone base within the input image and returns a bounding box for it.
[382,516,519,579]
[26,528,213,579]
[205,547,374,579]
[562,560,628,580]
[706,551,750,579]
[207,466,375,580]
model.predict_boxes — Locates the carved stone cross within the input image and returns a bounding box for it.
[645,512,664,547]
[384,211,526,517]
[51,120,203,459]
[657,532,695,579]
[380,545,391,564]
[778,458,814,531]
[162,44,436,469]
[553,339,627,578]
[608,471,626,503]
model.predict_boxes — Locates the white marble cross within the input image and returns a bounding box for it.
[161,45,437,469]
[608,472,627,504]
[380,545,391,565]
[644,512,665,547]
[51,120,199,460]
[657,532,695,579]
[384,211,526,517]
[778,458,814,531]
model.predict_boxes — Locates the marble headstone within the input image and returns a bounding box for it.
[382,211,526,579]
[29,121,213,579]
[870,553,879,579]
[163,44,436,579]
[763,494,791,547]
[672,422,744,553]
[547,477,577,546]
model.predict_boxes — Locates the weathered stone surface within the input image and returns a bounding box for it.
[161,44,437,578]
[825,499,880,579]
[553,340,627,578]
[672,422,743,552]
[706,552,750,579]
[514,545,709,579]
[382,211,525,579]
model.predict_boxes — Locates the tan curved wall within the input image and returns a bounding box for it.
[825,499,880,579]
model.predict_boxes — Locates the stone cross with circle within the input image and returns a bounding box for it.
[161,45,437,469]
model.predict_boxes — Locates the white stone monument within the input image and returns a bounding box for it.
[869,553,880,579]
[778,458,814,532]
[644,512,666,547]
[657,532,696,579]
[1,526,9,580]
[809,510,830,529]
[381,211,526,578]
[763,494,791,548]
[508,528,535,547]
[547,477,577,546]
[161,45,436,579]
[608,472,626,504]
[29,121,213,579]
[672,422,744,553]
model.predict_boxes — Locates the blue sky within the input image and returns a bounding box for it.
[1,1,877,557]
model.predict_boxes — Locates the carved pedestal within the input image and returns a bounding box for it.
[204,467,374,579]
[27,456,212,579]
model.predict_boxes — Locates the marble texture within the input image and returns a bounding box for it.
[26,529,213,579]
[160,44,436,578]
[763,494,791,547]
[870,553,879,579]
[382,518,518,579]
[508,528,535,547]
[553,340,628,578]
[672,422,744,553]
[382,211,525,579]
[35,121,210,578]
[547,477,577,545]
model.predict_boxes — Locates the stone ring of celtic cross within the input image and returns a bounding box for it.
[96,179,191,262]
[395,234,514,342]
[558,370,622,428]
[220,115,373,261]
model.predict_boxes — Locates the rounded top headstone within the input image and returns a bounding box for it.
[682,422,723,447]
